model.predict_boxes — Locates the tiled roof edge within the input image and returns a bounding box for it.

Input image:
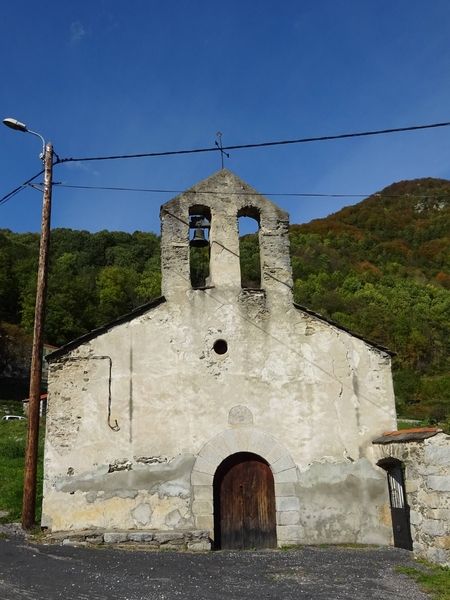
[372,427,442,444]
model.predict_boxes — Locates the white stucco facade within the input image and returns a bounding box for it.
[43,170,397,546]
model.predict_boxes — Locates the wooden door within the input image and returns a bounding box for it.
[214,452,277,550]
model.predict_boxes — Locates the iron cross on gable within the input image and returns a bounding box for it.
[215,131,230,169]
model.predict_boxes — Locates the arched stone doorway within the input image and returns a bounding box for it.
[213,452,277,550]
[191,428,300,548]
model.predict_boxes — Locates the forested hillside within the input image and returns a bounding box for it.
[0,178,449,422]
[290,178,450,422]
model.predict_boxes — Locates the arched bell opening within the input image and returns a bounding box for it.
[213,451,277,550]
[238,206,261,289]
[189,205,211,288]
[377,457,413,551]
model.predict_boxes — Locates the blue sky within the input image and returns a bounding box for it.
[1,0,450,234]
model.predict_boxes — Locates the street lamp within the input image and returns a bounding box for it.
[3,118,46,158]
[3,116,54,529]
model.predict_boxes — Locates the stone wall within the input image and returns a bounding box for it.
[374,432,450,566]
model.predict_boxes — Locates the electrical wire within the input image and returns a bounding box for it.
[168,262,396,420]
[57,120,450,164]
[2,119,450,206]
[4,178,450,209]
[0,169,44,206]
[53,183,370,197]
[51,182,450,201]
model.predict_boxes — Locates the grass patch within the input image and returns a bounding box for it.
[397,562,450,600]
[0,409,44,524]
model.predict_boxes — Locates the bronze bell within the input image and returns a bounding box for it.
[190,227,209,248]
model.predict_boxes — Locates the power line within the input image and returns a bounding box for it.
[169,264,395,420]
[4,178,450,209]
[57,120,450,164]
[0,169,44,206]
[53,183,370,197]
[51,182,450,201]
[2,118,450,206]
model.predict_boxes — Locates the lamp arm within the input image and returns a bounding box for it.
[26,129,46,160]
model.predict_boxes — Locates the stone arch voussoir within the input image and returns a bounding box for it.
[191,428,300,544]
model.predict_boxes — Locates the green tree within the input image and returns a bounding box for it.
[97,266,139,322]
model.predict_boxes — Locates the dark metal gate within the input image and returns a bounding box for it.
[213,452,277,550]
[382,460,413,550]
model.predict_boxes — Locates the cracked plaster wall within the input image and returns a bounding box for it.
[43,170,396,544]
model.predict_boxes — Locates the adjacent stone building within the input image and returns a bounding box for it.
[374,428,450,566]
[43,170,399,549]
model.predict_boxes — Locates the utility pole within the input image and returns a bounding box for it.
[21,141,53,528]
[3,117,54,529]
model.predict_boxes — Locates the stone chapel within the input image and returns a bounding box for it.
[43,169,398,550]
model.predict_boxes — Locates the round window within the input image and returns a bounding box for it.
[213,339,228,355]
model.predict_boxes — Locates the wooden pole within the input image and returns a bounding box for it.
[21,142,53,529]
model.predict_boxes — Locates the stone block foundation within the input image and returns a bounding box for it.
[45,529,211,551]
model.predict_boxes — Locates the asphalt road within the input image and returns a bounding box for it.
[0,533,430,600]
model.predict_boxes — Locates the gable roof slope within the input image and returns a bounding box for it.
[46,296,166,361]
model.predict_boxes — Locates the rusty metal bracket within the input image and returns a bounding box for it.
[63,355,120,431]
